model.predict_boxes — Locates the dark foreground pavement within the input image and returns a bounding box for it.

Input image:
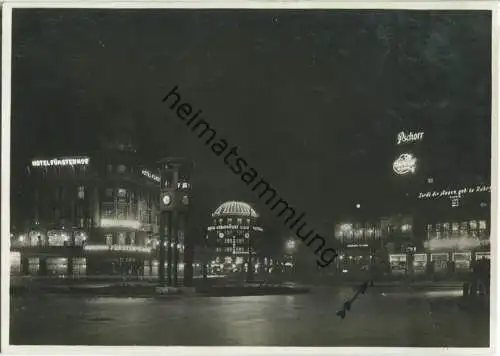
[10,285,489,347]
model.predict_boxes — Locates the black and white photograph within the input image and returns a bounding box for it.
[5,4,494,349]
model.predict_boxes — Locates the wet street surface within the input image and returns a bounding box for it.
[10,286,489,347]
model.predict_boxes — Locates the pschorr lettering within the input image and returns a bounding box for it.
[396,131,424,145]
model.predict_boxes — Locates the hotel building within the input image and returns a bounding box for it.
[10,141,191,278]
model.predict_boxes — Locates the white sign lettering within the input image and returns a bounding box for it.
[142,169,161,182]
[84,244,152,253]
[207,225,263,232]
[31,157,90,167]
[396,131,424,145]
[418,185,491,199]
[393,153,417,175]
[141,170,191,189]
[100,219,141,230]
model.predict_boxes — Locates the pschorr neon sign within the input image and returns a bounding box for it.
[396,131,424,145]
[32,157,90,167]
[393,153,417,175]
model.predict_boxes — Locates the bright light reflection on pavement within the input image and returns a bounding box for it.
[10,287,489,347]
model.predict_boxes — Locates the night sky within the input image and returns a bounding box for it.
[11,10,491,251]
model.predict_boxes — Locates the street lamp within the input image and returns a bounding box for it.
[355,203,361,209]
[286,239,296,252]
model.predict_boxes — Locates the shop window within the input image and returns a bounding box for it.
[77,186,85,199]
[105,233,113,245]
[452,222,459,231]
[74,231,87,246]
[470,220,478,230]
[28,257,39,275]
[10,252,21,275]
[103,207,113,217]
[427,224,433,240]
[436,224,441,239]
[47,230,67,246]
[443,223,450,238]
[479,220,487,230]
[107,164,113,173]
[237,218,242,225]
[117,164,126,173]
[460,222,468,236]
[72,258,87,277]
[227,218,233,224]
[118,188,127,200]
[401,224,412,233]
[118,233,126,245]
[47,258,68,277]
[117,206,126,219]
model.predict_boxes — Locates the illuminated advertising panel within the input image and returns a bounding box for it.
[31,157,90,167]
[396,131,424,145]
[393,153,417,175]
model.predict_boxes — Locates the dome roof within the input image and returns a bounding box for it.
[212,201,258,218]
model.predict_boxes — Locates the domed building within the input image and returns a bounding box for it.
[207,201,264,275]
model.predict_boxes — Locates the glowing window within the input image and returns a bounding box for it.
[77,186,85,199]
[118,188,127,198]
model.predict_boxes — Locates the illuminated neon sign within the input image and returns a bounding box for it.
[84,244,152,253]
[396,131,424,145]
[31,157,90,167]
[141,170,191,189]
[142,169,161,182]
[100,219,141,230]
[207,225,263,232]
[393,153,417,175]
[418,185,490,199]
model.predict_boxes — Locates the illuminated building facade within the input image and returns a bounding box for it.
[390,126,491,278]
[334,215,413,277]
[416,183,491,277]
[10,141,192,278]
[207,201,264,275]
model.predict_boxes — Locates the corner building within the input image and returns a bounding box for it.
[10,142,190,278]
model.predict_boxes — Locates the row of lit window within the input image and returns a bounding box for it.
[335,229,383,239]
[215,247,247,253]
[219,238,246,244]
[10,255,87,276]
[104,233,136,246]
[427,220,487,233]
[213,218,251,225]
[12,231,87,247]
